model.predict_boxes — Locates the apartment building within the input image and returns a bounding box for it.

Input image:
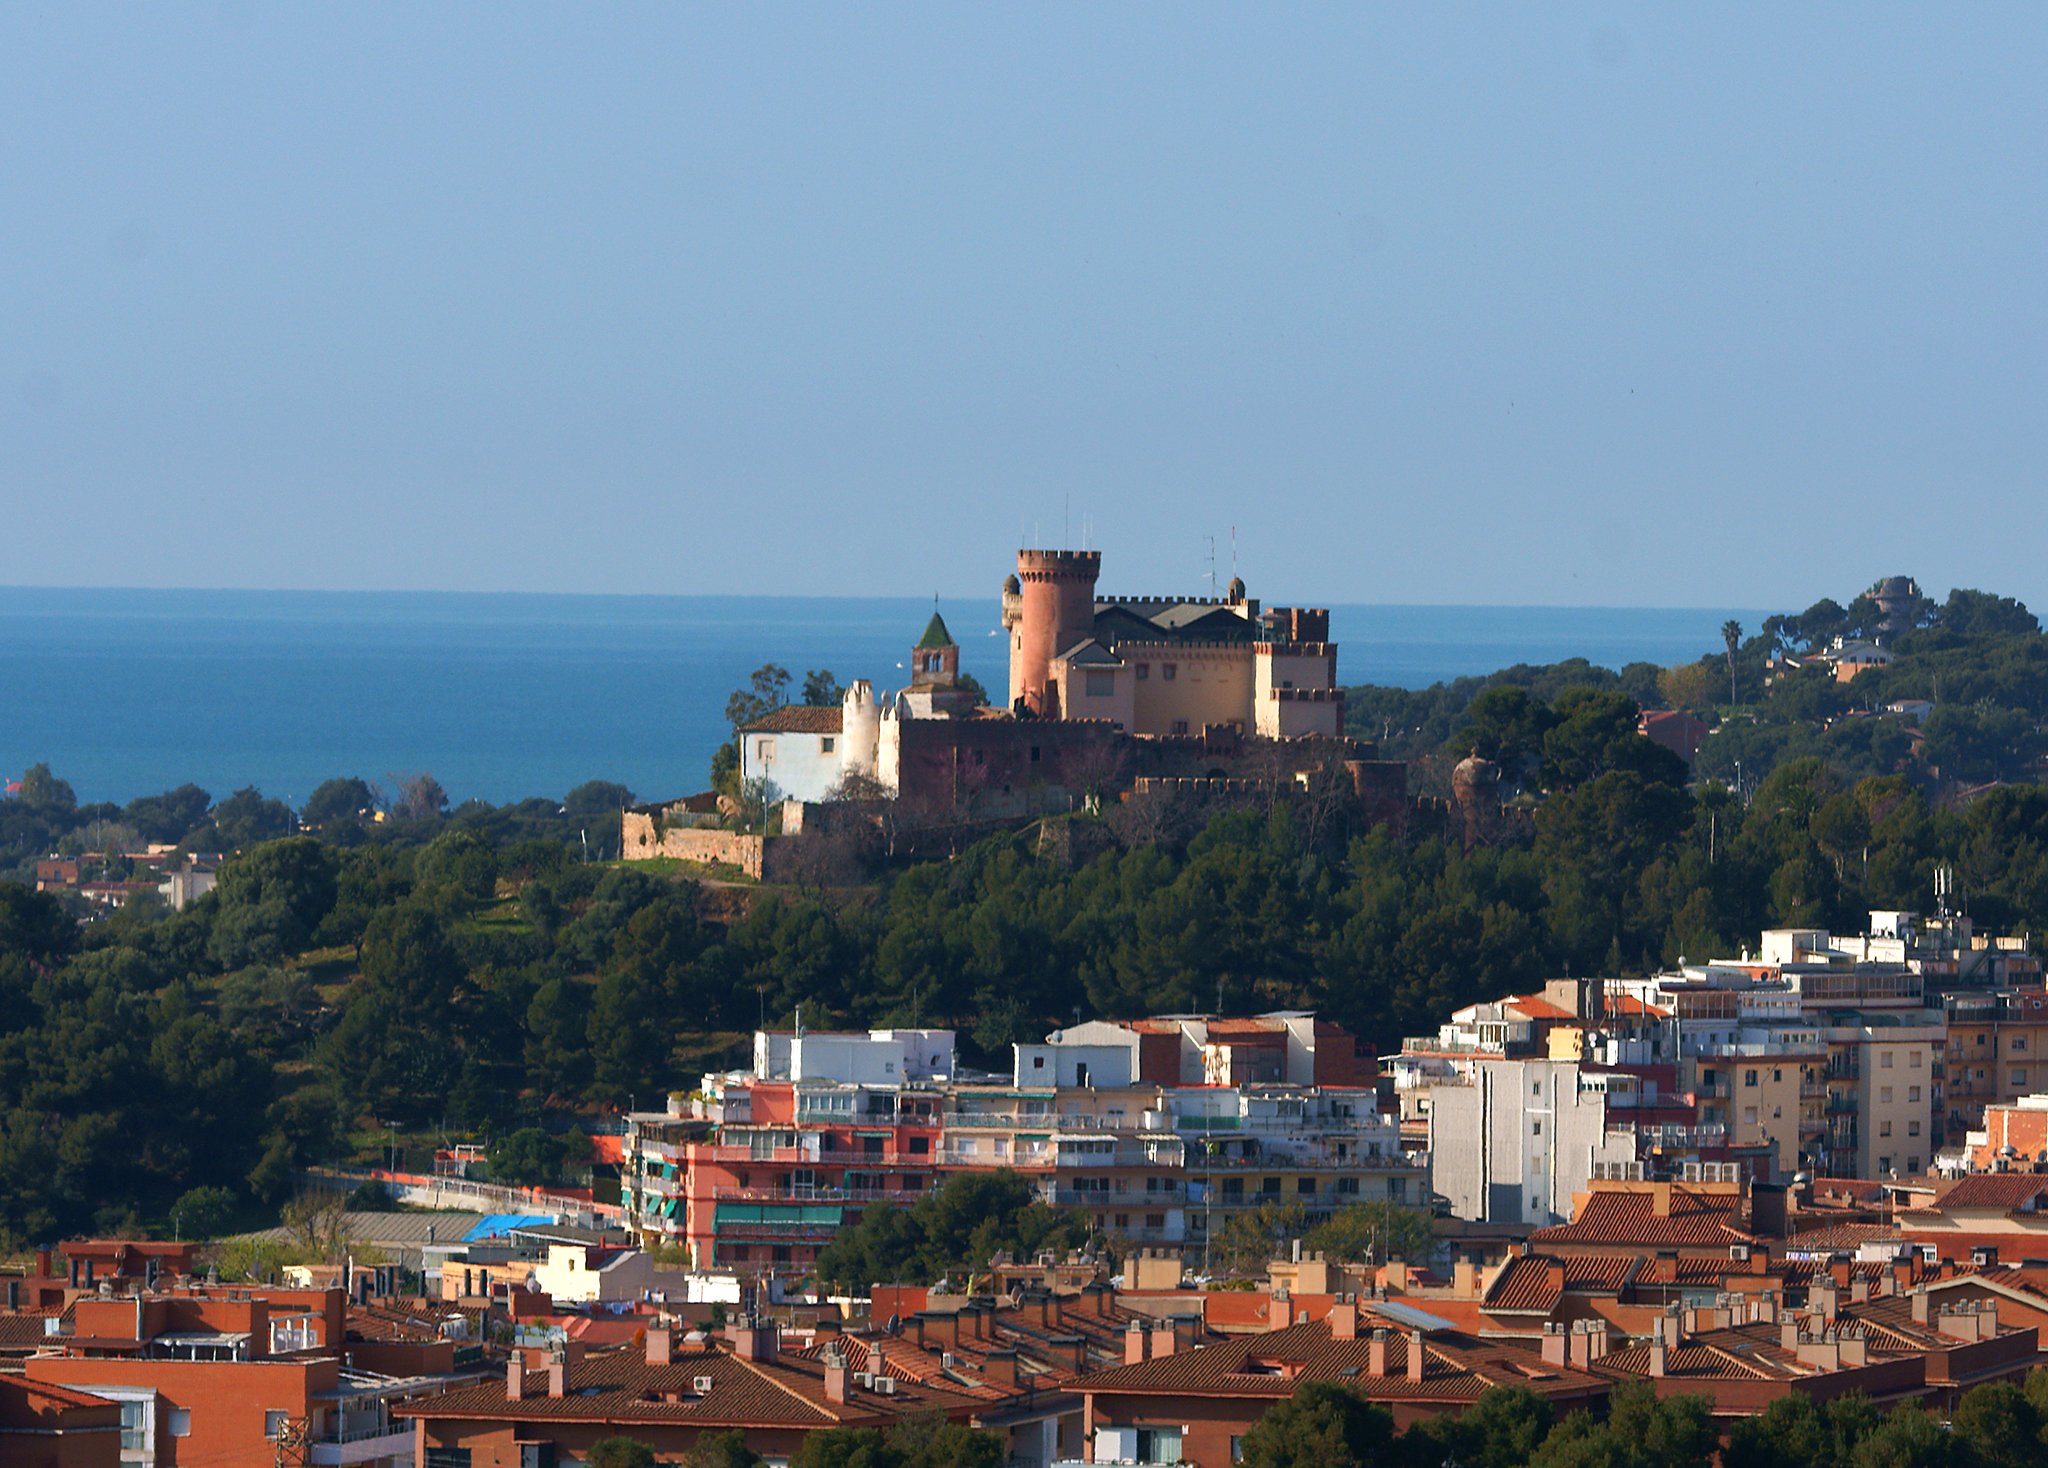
[624,1015,1411,1271]
[20,1284,446,1468]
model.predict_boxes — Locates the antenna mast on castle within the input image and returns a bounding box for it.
[1205,536,1217,595]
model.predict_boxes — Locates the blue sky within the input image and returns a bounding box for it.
[4,6,2044,608]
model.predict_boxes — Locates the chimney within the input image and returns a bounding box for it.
[1170,1313,1202,1350]
[824,1348,851,1403]
[647,1327,672,1366]
[1452,1259,1477,1298]
[507,1355,527,1400]
[1368,1328,1389,1377]
[1567,1321,1592,1371]
[1781,1319,1802,1351]
[1149,1323,1176,1360]
[921,1311,961,1351]
[1124,1322,1150,1365]
[1851,1278,1869,1304]
[1270,1291,1293,1329]
[1809,1283,1839,1320]
[1651,1182,1673,1217]
[1541,1323,1567,1368]
[1081,1281,1115,1318]
[1911,1291,1931,1325]
[1406,1330,1425,1383]
[35,1248,51,1280]
[1329,1299,1358,1340]
[983,1348,1018,1388]
[1046,1335,1086,1374]
[727,1318,778,1363]
[1839,1334,1868,1368]
[547,1356,567,1398]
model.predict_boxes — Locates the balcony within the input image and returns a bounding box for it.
[713,1185,921,1204]
[312,1430,417,1466]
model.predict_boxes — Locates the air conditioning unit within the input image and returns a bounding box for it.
[693,1376,714,1393]
[942,1353,957,1369]
[875,1376,898,1395]
[854,1372,875,1389]
[1729,1244,1751,1262]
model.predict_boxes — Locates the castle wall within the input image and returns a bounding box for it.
[1052,658,1136,730]
[1254,643,1340,738]
[1121,641,1254,736]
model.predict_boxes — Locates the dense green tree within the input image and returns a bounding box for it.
[209,837,340,968]
[1238,1381,1395,1468]
[211,786,296,847]
[123,784,213,843]
[585,1438,659,1468]
[1401,1385,1553,1468]
[301,777,378,829]
[802,669,844,708]
[684,1431,765,1468]
[815,1171,1090,1291]
[16,762,77,812]
[1530,1383,1714,1468]
[565,780,637,815]
[1302,1200,1434,1265]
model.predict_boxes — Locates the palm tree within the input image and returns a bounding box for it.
[1722,620,1743,706]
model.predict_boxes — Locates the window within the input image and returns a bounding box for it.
[1745,1069,1758,1088]
[265,1411,290,1440]
[1135,1427,1184,1465]
[1136,663,1150,680]
[757,737,776,760]
[1532,1120,1542,1136]
[1222,1178,1243,1199]
[2015,1037,2030,1053]
[1909,1120,1921,1136]
[1908,1156,1921,1172]
[1085,671,1116,698]
[1773,1068,1783,1083]
[426,1453,475,1468]
[1879,1156,1893,1173]
[1910,1049,1923,1066]
[1880,1087,1893,1104]
[1532,1080,1543,1097]
[1162,664,1178,681]
[1908,1086,1921,1102]
[1032,1055,1045,1069]
[1880,1120,1893,1136]
[2017,1070,2029,1087]
[1261,1176,1281,1196]
[1337,1176,1359,1195]
[1030,745,1041,763]
[1881,1052,1894,1069]
[1743,1107,1758,1125]
[169,1409,192,1438]
[1232,1437,1246,1462]
[1297,1177,1316,1194]
[925,653,943,672]
[909,1136,928,1154]
[820,736,835,753]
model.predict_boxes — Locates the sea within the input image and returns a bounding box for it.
[0,588,1770,808]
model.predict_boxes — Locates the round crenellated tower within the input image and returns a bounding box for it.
[840,679,880,783]
[1007,549,1100,717]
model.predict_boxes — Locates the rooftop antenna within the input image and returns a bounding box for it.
[1205,535,1217,595]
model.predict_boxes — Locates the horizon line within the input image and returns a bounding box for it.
[0,582,1781,616]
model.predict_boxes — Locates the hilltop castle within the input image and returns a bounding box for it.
[999,549,1344,738]
[720,549,1377,830]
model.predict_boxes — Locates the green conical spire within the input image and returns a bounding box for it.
[916,610,955,650]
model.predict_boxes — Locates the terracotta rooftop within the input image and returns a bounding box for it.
[1070,1313,1607,1406]
[1484,1256,1643,1313]
[397,1341,994,1431]
[738,705,845,735]
[1530,1188,1755,1249]
[1929,1175,2048,1213]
